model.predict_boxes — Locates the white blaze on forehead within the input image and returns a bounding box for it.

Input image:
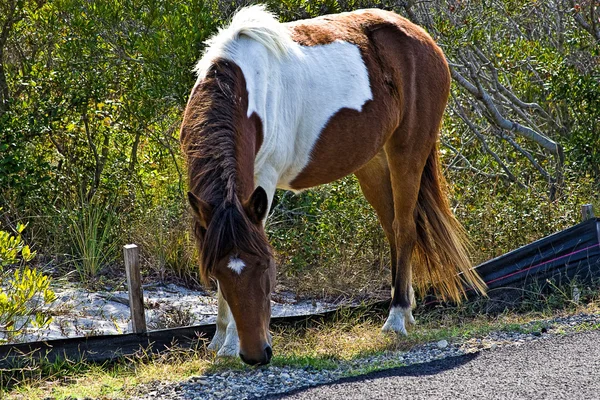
[228,257,246,274]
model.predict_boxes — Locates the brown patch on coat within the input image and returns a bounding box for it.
[286,9,444,189]
[180,59,270,283]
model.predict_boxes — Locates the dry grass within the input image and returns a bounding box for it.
[273,316,395,362]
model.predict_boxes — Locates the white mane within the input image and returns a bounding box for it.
[194,5,296,79]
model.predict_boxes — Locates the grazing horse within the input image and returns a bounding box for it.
[181,6,487,365]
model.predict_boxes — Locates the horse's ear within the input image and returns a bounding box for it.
[245,186,268,224]
[188,192,212,228]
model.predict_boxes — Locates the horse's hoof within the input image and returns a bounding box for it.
[207,341,221,352]
[382,321,407,336]
[382,306,414,335]
[207,334,226,352]
[216,343,239,357]
[216,333,240,357]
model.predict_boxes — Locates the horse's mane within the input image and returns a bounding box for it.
[194,5,296,79]
[182,57,271,284]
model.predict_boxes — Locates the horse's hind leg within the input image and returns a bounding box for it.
[355,150,397,297]
[382,129,433,335]
[208,283,239,357]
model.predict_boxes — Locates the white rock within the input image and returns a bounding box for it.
[436,339,448,349]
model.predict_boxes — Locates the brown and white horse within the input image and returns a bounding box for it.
[181,6,486,365]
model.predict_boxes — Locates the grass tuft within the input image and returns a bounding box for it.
[67,197,119,284]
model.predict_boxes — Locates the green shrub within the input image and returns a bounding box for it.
[0,223,35,267]
[0,222,56,343]
[130,204,200,286]
[269,176,389,296]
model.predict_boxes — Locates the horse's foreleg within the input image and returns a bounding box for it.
[208,283,239,357]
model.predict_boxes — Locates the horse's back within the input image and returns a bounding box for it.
[286,9,450,190]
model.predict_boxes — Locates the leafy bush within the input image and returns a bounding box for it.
[268,176,390,296]
[0,222,56,343]
[0,223,34,267]
[129,204,200,286]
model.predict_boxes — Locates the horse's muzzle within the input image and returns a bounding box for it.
[239,345,272,366]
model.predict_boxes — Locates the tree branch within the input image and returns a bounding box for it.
[569,0,600,41]
[441,138,513,183]
[450,59,562,158]
[451,100,526,188]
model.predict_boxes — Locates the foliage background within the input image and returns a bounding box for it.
[0,0,598,296]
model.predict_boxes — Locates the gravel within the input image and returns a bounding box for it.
[131,311,600,400]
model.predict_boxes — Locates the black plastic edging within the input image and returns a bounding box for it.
[473,218,600,292]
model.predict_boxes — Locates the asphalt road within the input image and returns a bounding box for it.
[271,330,600,399]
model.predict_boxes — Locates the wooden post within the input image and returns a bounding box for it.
[581,204,595,222]
[124,244,146,334]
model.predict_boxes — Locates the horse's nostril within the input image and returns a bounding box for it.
[239,348,272,366]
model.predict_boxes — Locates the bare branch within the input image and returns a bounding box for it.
[494,129,552,182]
[441,138,513,182]
[570,0,600,41]
[48,134,66,157]
[451,100,526,188]
[450,61,561,158]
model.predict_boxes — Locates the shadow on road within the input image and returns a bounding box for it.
[267,352,480,399]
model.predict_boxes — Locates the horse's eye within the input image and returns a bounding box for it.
[258,261,270,270]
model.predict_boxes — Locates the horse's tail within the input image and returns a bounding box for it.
[412,143,487,302]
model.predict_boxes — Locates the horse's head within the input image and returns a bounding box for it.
[188,186,275,365]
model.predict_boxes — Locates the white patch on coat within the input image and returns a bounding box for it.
[241,39,372,190]
[192,6,373,195]
[228,257,246,274]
